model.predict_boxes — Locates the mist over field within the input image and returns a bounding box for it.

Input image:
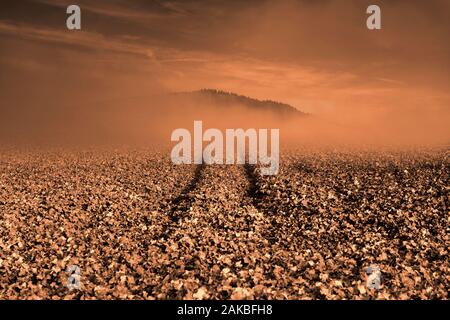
[1,86,449,148]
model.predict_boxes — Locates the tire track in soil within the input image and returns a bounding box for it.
[149,164,304,299]
[167,164,205,222]
[243,163,279,246]
[242,164,352,299]
[243,163,264,206]
[243,163,298,247]
[153,163,205,242]
[150,164,265,298]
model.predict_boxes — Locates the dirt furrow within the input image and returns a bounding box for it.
[147,164,301,299]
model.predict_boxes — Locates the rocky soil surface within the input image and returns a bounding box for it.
[0,147,448,299]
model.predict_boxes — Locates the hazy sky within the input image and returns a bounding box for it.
[0,0,449,119]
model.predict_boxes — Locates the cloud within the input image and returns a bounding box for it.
[0,21,150,57]
[0,0,448,121]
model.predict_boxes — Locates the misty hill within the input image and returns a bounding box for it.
[173,89,306,117]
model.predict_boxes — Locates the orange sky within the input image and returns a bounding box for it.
[0,0,449,142]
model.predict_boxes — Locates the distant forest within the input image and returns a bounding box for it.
[175,89,306,116]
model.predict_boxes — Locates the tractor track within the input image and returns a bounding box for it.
[167,163,205,222]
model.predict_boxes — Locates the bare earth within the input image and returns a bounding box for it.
[0,148,448,299]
